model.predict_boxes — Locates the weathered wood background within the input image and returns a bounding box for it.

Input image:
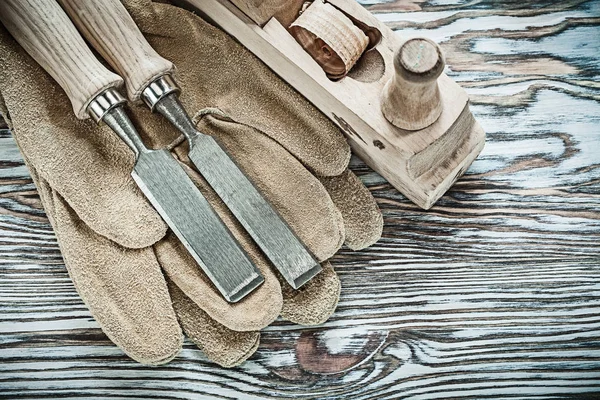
[1,0,599,398]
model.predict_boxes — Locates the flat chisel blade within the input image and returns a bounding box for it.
[133,148,264,302]
[189,134,322,289]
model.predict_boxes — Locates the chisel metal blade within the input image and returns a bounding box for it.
[188,133,322,290]
[48,0,321,290]
[150,86,322,289]
[99,106,264,303]
[133,148,264,302]
[0,0,263,303]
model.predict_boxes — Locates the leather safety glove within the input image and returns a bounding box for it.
[0,0,382,367]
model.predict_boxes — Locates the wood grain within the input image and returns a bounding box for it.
[185,0,485,210]
[381,37,444,130]
[0,0,123,120]
[1,0,599,398]
[289,1,370,79]
[58,0,174,102]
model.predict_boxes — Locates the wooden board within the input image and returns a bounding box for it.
[1,0,599,398]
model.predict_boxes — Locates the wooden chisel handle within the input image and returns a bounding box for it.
[0,0,123,120]
[58,0,174,102]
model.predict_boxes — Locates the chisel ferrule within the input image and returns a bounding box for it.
[141,75,180,111]
[87,88,127,124]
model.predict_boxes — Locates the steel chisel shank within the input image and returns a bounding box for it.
[46,0,321,289]
[94,90,264,303]
[0,0,264,303]
[142,77,322,289]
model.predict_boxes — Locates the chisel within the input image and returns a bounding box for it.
[60,0,322,289]
[0,0,264,303]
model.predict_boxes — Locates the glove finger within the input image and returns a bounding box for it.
[0,26,167,249]
[319,169,383,250]
[156,228,282,332]
[124,0,351,177]
[193,114,345,262]
[155,153,284,332]
[185,115,344,326]
[36,175,182,365]
[280,261,340,325]
[278,171,382,325]
[168,280,260,368]
[27,161,59,235]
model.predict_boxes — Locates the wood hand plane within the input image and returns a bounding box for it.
[176,0,486,209]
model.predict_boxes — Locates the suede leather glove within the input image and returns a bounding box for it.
[0,0,382,367]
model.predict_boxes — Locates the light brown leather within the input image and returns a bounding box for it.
[0,0,382,367]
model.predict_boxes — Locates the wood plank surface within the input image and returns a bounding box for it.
[1,0,599,398]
